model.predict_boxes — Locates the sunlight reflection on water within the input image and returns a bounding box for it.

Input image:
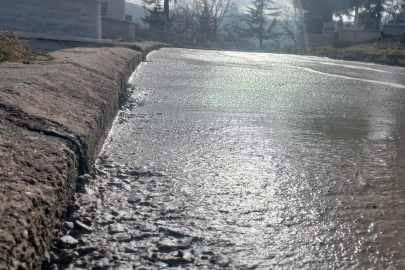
[103,48,405,269]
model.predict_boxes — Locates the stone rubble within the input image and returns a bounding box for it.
[44,145,228,270]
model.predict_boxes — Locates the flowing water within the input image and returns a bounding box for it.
[67,49,405,269]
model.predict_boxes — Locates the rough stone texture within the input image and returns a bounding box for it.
[0,119,78,270]
[0,43,166,270]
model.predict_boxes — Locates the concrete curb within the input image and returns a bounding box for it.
[297,49,405,67]
[0,43,168,269]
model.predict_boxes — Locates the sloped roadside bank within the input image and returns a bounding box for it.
[0,42,167,270]
[297,46,405,67]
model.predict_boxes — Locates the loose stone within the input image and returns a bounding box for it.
[103,164,115,168]
[154,261,169,269]
[159,227,185,238]
[115,233,132,242]
[49,251,59,263]
[58,250,79,264]
[74,220,93,233]
[124,247,139,253]
[58,235,79,249]
[160,195,174,203]
[112,254,121,260]
[127,194,141,204]
[70,212,82,221]
[74,246,98,255]
[158,251,183,265]
[62,221,74,230]
[17,218,27,227]
[109,223,126,234]
[115,263,134,270]
[74,259,86,267]
[180,250,194,262]
[128,170,142,176]
[83,217,92,226]
[93,258,113,269]
[100,214,115,225]
[116,173,128,179]
[158,239,190,252]
[210,254,229,267]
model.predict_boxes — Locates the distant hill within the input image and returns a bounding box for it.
[125,2,147,27]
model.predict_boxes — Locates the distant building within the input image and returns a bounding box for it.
[101,0,125,21]
[0,0,102,39]
[391,13,405,24]
[125,15,133,22]
[339,12,381,43]
[100,0,136,38]
[383,13,405,36]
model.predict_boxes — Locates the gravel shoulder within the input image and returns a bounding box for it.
[0,41,167,270]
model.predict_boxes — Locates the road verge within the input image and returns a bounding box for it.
[297,48,405,67]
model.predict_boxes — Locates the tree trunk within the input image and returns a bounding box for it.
[164,0,170,24]
[259,0,263,47]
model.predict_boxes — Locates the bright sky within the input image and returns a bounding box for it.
[126,0,142,5]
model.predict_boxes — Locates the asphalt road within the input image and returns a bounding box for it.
[64,48,405,269]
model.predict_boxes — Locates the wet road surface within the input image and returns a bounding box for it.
[59,49,405,269]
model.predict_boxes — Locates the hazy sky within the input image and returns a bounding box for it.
[125,0,287,12]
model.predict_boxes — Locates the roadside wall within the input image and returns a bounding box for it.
[297,34,333,48]
[102,18,136,38]
[383,25,405,36]
[339,29,381,43]
[137,29,177,44]
[0,0,100,39]
[101,0,125,21]
[0,42,166,270]
[298,49,405,67]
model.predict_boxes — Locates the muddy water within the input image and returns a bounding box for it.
[69,49,405,269]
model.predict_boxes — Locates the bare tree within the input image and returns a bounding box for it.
[221,12,243,42]
[174,0,235,39]
[279,0,304,44]
[171,2,199,39]
[384,0,405,15]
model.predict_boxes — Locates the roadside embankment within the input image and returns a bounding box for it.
[0,41,168,269]
[297,48,405,67]
[296,38,405,67]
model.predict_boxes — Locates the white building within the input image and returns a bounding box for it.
[0,0,136,40]
[101,0,136,38]
[0,0,102,39]
[101,0,125,21]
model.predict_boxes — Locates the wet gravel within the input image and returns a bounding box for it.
[47,49,405,269]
